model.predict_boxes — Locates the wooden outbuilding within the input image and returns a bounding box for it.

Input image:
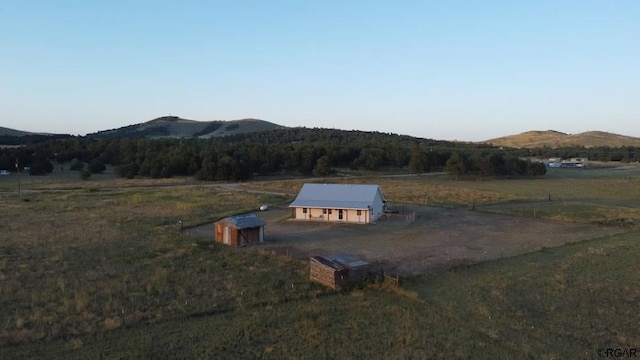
[214,214,265,247]
[309,254,371,290]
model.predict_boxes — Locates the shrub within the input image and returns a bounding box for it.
[88,159,106,174]
[70,160,85,171]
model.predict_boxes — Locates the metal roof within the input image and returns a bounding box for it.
[225,213,265,229]
[289,183,382,210]
[311,253,370,270]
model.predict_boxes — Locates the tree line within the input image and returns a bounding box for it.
[8,127,638,180]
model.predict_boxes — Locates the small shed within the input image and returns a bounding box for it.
[214,214,265,247]
[309,254,371,290]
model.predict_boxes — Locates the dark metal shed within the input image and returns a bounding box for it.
[309,254,371,290]
[214,214,265,247]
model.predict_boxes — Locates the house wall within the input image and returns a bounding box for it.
[333,269,350,290]
[293,207,370,224]
[309,258,339,290]
[370,190,385,222]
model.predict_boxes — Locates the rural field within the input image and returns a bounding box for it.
[1,165,639,358]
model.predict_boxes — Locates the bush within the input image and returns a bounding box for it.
[28,159,54,176]
[115,163,138,179]
[70,160,85,171]
[88,159,106,174]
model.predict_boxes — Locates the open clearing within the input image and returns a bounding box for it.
[189,204,625,275]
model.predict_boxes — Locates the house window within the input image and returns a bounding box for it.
[302,208,307,214]
[328,209,332,215]
[338,209,343,220]
[323,209,327,214]
[357,210,361,216]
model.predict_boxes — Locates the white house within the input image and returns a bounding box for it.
[289,183,386,224]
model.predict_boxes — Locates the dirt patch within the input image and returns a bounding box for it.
[188,205,626,276]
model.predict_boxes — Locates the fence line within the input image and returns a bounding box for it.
[381,268,400,287]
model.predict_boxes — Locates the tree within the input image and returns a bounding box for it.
[196,157,217,180]
[70,160,85,171]
[29,158,54,176]
[409,149,427,173]
[445,152,466,179]
[313,155,332,176]
[357,148,384,170]
[88,159,106,174]
[528,161,547,176]
[115,163,138,179]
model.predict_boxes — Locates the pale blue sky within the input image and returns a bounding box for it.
[1,0,638,141]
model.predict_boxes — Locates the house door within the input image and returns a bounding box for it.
[338,209,343,220]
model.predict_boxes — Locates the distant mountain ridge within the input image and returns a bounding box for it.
[0,126,50,137]
[88,116,284,139]
[3,120,640,148]
[484,130,640,148]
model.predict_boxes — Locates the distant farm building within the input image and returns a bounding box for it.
[547,157,587,168]
[309,254,371,290]
[214,214,265,247]
[289,183,386,223]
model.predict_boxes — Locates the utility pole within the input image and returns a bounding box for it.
[15,158,21,199]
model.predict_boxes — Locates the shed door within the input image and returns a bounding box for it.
[223,226,231,245]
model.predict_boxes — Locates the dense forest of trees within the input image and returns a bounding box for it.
[1,127,636,181]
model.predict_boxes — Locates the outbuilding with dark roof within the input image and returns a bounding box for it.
[214,213,265,247]
[309,254,372,290]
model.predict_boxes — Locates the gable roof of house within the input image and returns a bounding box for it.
[225,213,265,229]
[289,183,383,210]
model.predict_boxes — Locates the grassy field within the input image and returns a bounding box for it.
[1,166,639,358]
[243,165,640,228]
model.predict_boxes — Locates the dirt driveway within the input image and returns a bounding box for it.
[188,205,626,275]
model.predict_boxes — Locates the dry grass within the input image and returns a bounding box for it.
[243,168,640,228]
[5,229,638,359]
[484,130,640,148]
[241,176,518,206]
[1,169,639,358]
[246,169,638,201]
[0,183,296,347]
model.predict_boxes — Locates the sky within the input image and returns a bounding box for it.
[1,0,638,141]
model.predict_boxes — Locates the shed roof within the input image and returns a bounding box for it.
[311,254,370,270]
[289,183,383,210]
[224,213,265,229]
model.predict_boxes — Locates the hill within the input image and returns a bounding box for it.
[484,130,640,148]
[88,116,283,139]
[0,126,40,137]
[0,127,70,146]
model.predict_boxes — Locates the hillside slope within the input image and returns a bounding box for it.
[0,126,38,137]
[89,116,283,139]
[484,130,640,148]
